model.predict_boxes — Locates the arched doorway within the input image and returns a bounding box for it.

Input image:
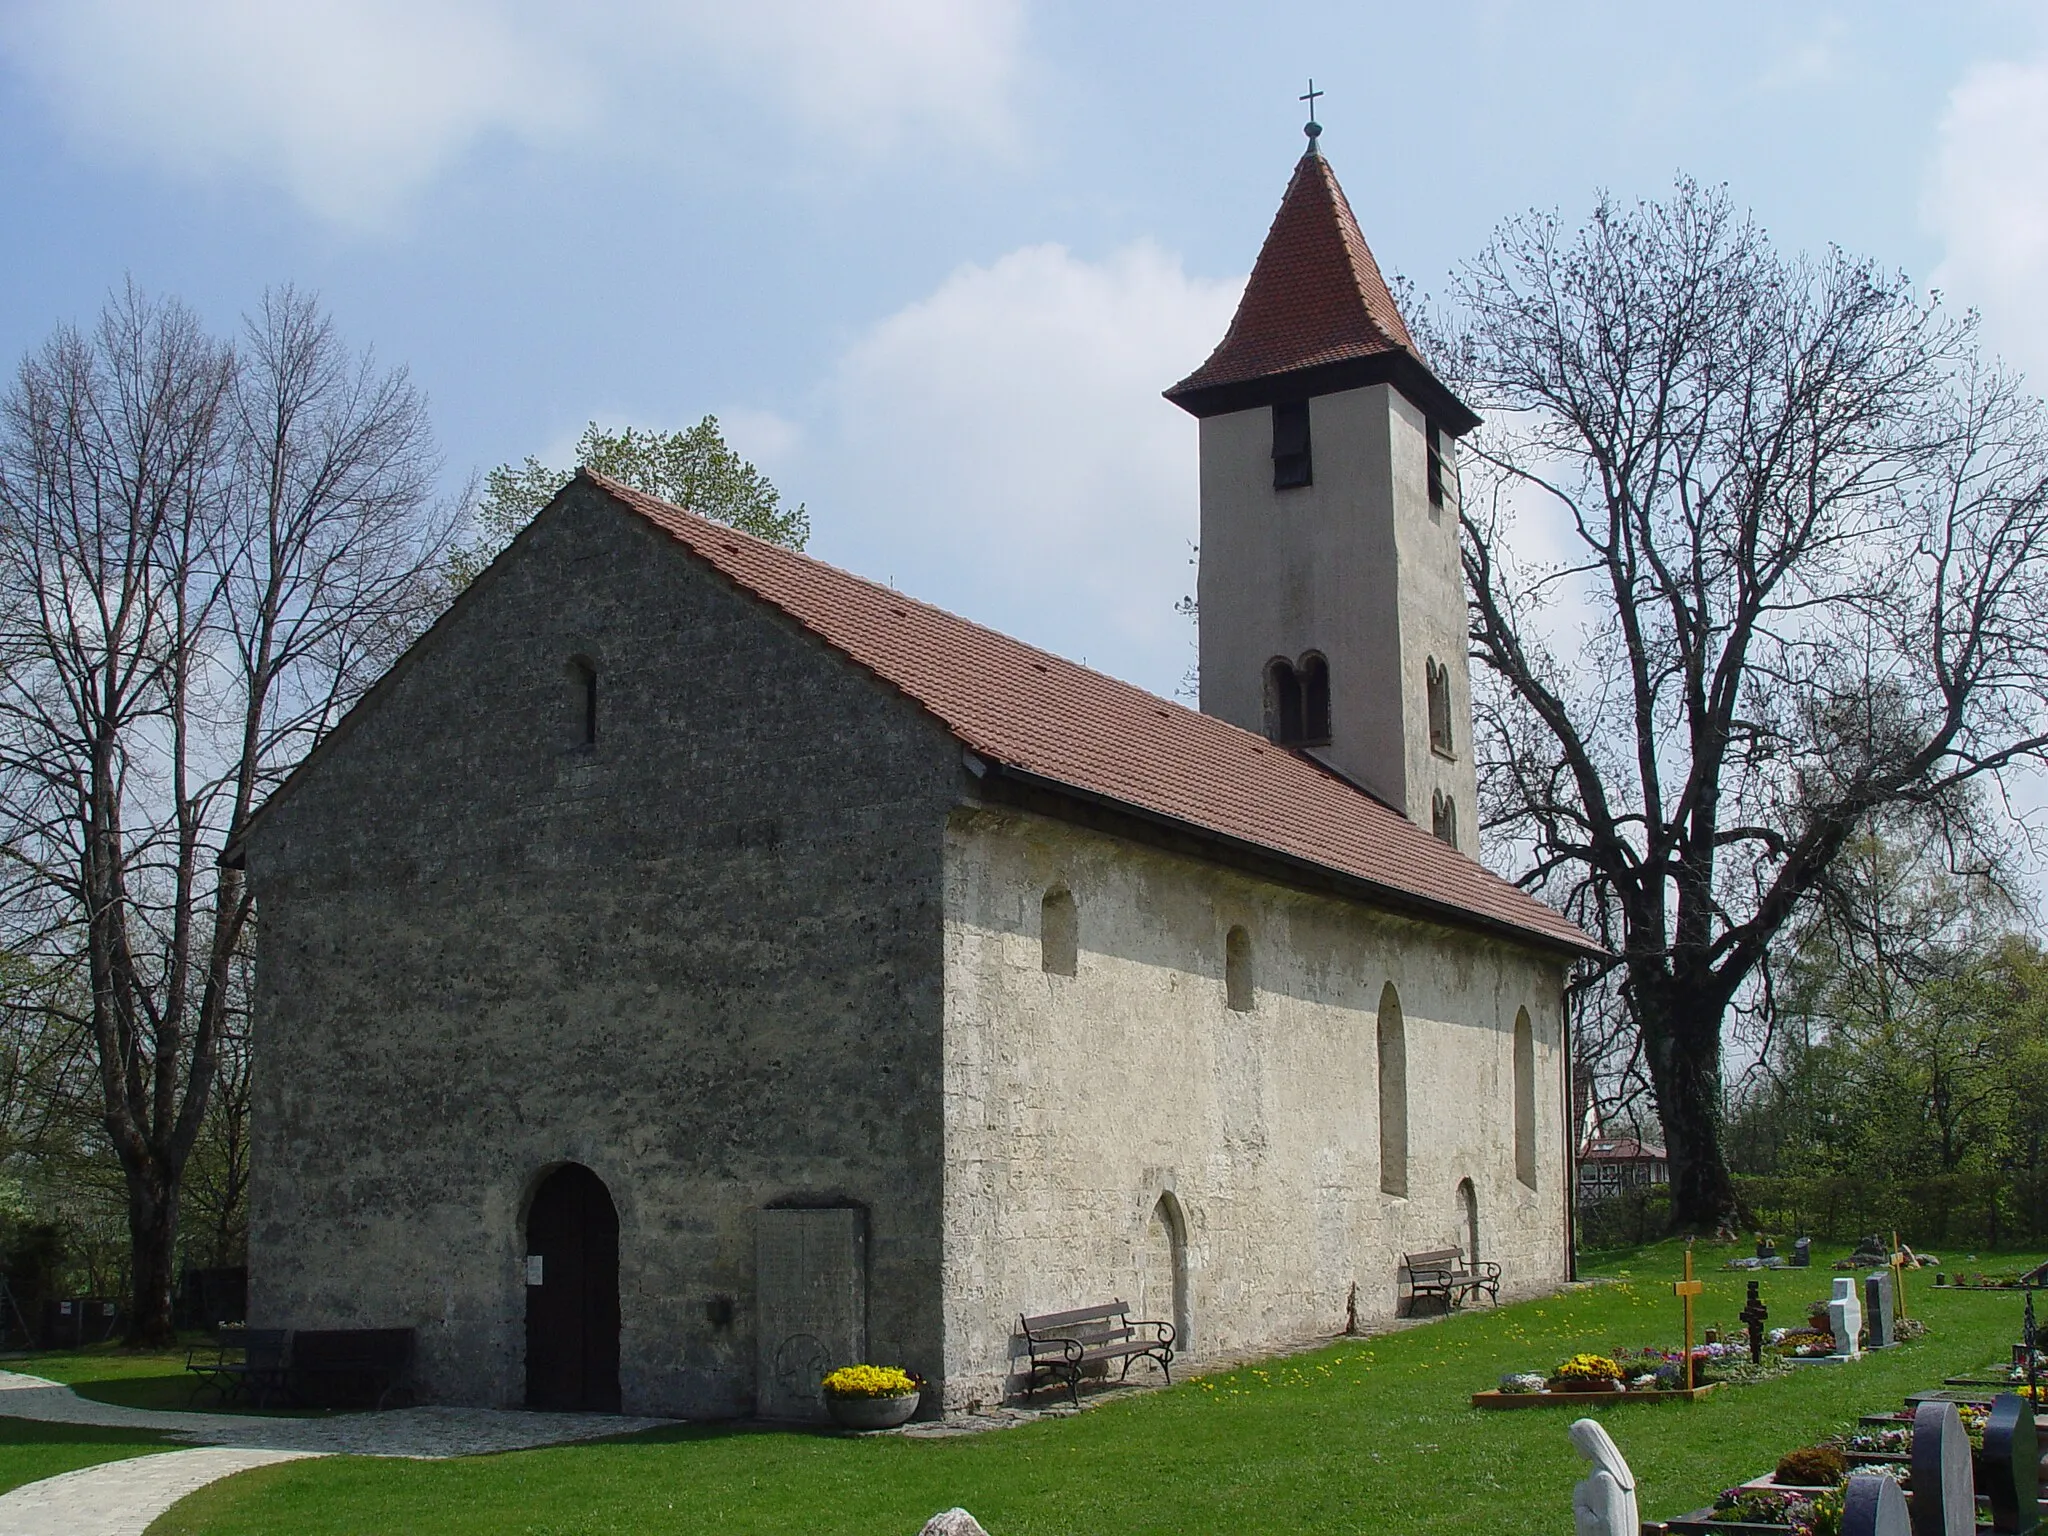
[1136,1193,1191,1352]
[525,1163,621,1412]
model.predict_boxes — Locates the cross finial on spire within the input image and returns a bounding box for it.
[1300,79,1323,154]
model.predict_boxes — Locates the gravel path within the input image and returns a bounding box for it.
[0,1369,674,1533]
[0,1447,318,1536]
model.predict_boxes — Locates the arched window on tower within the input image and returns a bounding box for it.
[1225,925,1254,1012]
[1425,658,1454,757]
[1265,658,1302,745]
[1299,653,1330,745]
[1267,654,1329,748]
[1041,887,1078,978]
[567,656,598,747]
[1431,790,1458,850]
[1377,983,1408,1197]
[1513,1007,1537,1189]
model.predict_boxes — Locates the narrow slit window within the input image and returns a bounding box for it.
[1377,984,1408,1197]
[1272,401,1312,490]
[1299,653,1330,745]
[1513,1008,1537,1189]
[1426,421,1446,512]
[1425,659,1454,757]
[568,656,598,747]
[1225,925,1254,1012]
[1041,887,1078,978]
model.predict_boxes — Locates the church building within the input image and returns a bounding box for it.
[235,133,1595,1419]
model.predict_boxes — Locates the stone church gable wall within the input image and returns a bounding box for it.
[245,483,961,1416]
[939,806,1567,1410]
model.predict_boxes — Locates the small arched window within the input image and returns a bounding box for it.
[1513,1007,1537,1189]
[1377,983,1408,1197]
[1457,1176,1479,1262]
[1225,925,1254,1012]
[1431,790,1458,850]
[1041,887,1078,978]
[567,656,598,747]
[1425,658,1454,757]
[1265,659,1302,746]
[1299,653,1330,745]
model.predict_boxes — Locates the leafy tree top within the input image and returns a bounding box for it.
[453,417,807,586]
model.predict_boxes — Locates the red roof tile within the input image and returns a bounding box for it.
[595,472,1596,957]
[1168,150,1425,400]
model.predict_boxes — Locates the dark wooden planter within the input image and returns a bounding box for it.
[1471,1384,1719,1408]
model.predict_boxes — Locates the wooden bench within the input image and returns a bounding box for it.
[1403,1247,1501,1311]
[288,1327,416,1410]
[1018,1301,1175,1406]
[184,1326,289,1408]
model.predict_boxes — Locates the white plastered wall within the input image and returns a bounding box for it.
[938,806,1567,1411]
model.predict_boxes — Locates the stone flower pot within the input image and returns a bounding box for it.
[825,1391,921,1430]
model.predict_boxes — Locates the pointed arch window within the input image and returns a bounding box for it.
[1425,658,1455,758]
[1265,653,1331,748]
[1431,790,1458,850]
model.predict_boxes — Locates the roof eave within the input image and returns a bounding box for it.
[1165,348,1480,435]
[969,753,1604,962]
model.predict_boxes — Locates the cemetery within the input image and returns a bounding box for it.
[3,1236,2043,1534]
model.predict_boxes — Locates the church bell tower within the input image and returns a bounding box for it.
[1165,121,1480,851]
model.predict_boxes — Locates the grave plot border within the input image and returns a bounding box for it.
[1470,1384,1720,1409]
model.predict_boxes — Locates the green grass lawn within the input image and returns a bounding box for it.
[0,1339,325,1417]
[0,1417,180,1496]
[126,1238,2044,1536]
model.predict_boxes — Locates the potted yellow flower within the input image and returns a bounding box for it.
[820,1364,922,1429]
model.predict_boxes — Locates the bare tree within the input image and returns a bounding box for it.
[0,283,449,1342]
[1442,181,2048,1229]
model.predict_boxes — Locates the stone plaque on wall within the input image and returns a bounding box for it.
[755,1207,867,1421]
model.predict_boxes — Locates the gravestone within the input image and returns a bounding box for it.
[1909,1399,1975,1536]
[1843,1473,1911,1536]
[1830,1276,1864,1358]
[755,1206,867,1422]
[1740,1282,1770,1365]
[1981,1392,2040,1535]
[1757,1236,1777,1261]
[1569,1418,1639,1536]
[1866,1271,1897,1349]
[1793,1237,1813,1267]
[920,1512,991,1536]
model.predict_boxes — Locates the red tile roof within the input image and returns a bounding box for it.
[1168,149,1425,400]
[596,472,1597,956]
[1580,1138,1667,1163]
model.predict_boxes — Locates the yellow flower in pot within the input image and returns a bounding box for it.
[821,1364,922,1429]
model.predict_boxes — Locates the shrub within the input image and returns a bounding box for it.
[1775,1446,1847,1487]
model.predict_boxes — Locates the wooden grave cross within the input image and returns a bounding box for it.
[1739,1280,1769,1366]
[1674,1240,1705,1391]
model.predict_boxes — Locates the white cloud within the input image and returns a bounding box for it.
[808,242,1240,695]
[1927,54,2048,382]
[0,0,1025,229]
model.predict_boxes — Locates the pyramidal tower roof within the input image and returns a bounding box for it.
[1165,146,1477,433]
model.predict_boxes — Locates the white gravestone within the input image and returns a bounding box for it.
[1910,1400,1976,1536]
[919,1512,990,1536]
[1830,1276,1864,1359]
[1842,1472,1911,1536]
[1569,1418,1640,1536]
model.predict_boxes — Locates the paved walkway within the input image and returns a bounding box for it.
[0,1370,672,1533]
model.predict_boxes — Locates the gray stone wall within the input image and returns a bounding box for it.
[244,483,961,1416]
[939,806,1568,1411]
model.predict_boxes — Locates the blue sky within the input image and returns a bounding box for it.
[4,1,2047,702]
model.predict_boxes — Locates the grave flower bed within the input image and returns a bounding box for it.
[1548,1352,1624,1391]
[1770,1327,1839,1359]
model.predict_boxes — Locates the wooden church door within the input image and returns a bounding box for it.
[525,1163,622,1412]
